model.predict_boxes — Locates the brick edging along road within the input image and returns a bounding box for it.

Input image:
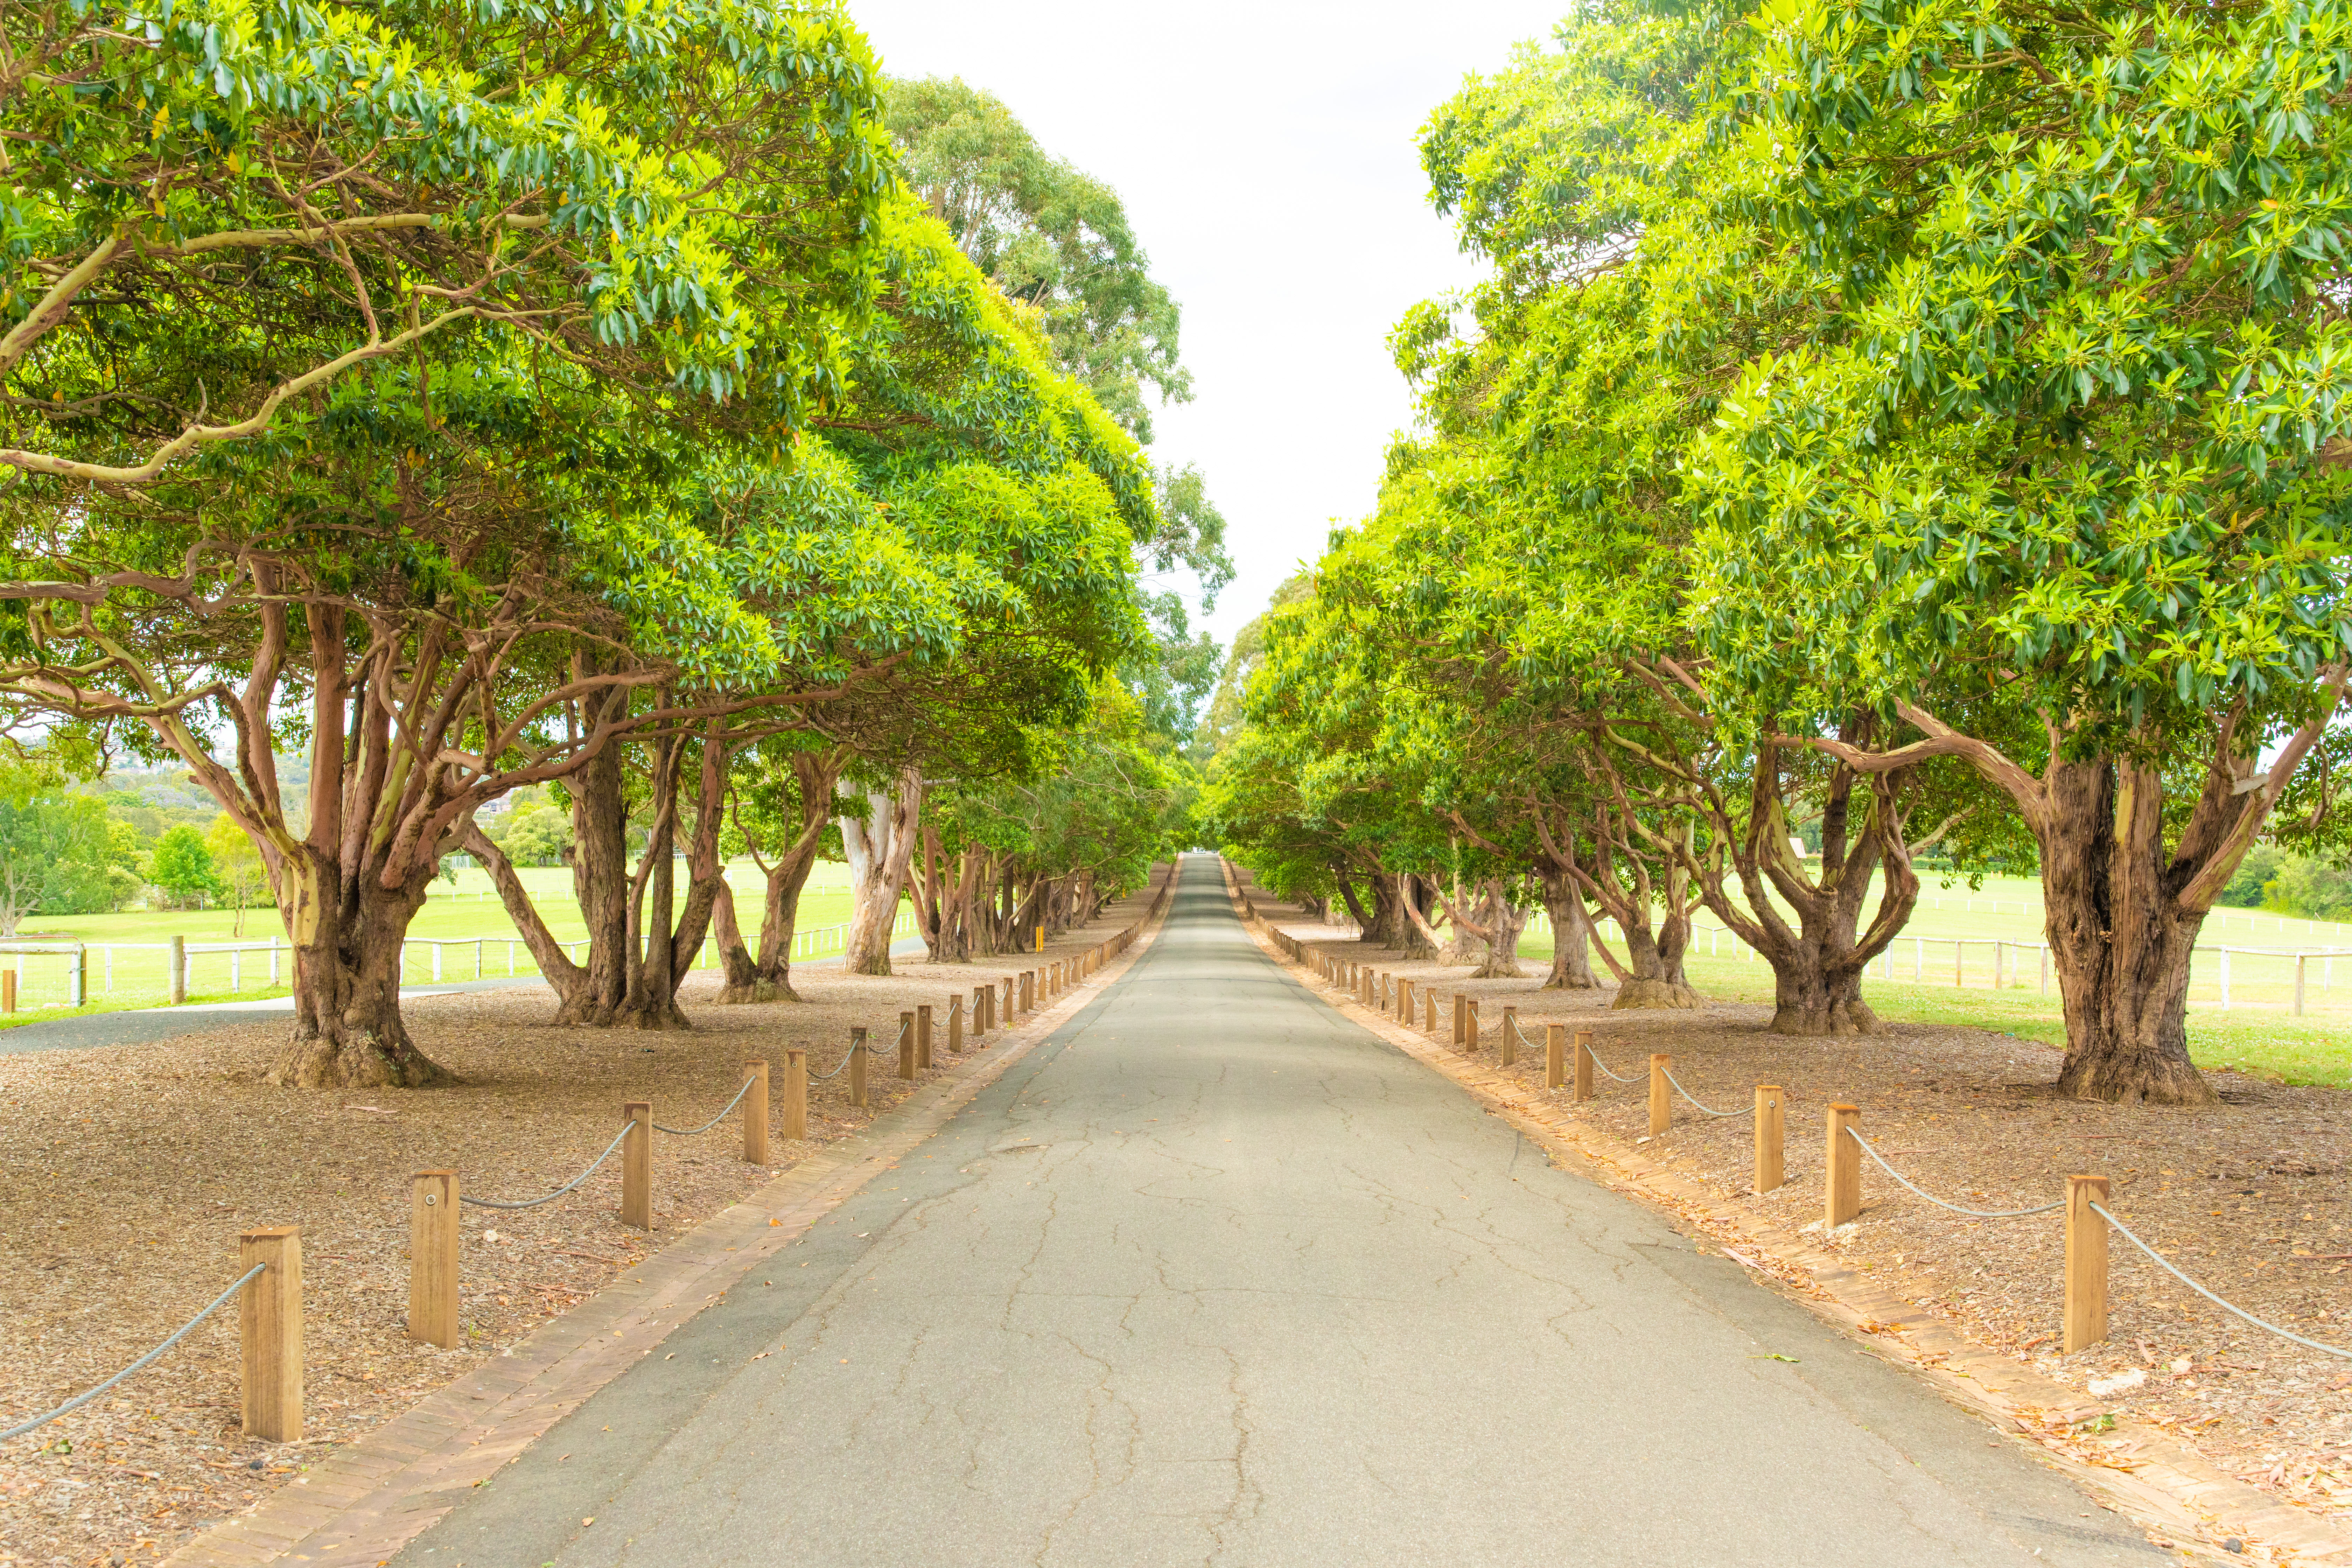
[160,873,1183,1568]
[1218,861,2352,1568]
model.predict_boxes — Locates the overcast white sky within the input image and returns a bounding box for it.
[848,0,1560,647]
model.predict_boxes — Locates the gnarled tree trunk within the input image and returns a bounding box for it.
[1535,859,1598,990]
[272,859,450,1087]
[712,747,846,1004]
[841,767,923,975]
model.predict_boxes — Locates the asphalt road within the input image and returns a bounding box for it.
[394,853,2159,1567]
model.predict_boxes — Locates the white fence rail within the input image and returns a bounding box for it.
[0,905,919,1014]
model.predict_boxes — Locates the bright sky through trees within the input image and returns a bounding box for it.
[848,0,1557,645]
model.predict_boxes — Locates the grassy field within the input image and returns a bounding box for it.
[1494,874,2352,1090]
[0,859,902,1028]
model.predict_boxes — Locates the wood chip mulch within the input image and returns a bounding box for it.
[1274,917,2352,1533]
[0,901,1148,1568]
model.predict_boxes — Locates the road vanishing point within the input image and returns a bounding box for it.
[396,853,2160,1567]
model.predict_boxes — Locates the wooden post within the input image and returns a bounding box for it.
[916,1005,934,1070]
[1753,1086,1785,1194]
[898,1011,917,1079]
[1,967,14,1013]
[1545,1024,1566,1088]
[972,984,989,1038]
[407,1174,457,1349]
[1452,992,1468,1047]
[783,1049,807,1142]
[1825,1104,1861,1228]
[1573,1029,1594,1102]
[2064,1175,2111,1352]
[1648,1054,1671,1135]
[743,1060,770,1164]
[1002,977,1014,1024]
[2295,954,2307,1018]
[1397,976,1413,1022]
[849,1028,869,1108]
[239,1226,302,1442]
[1954,940,1964,988]
[1464,999,1480,1053]
[1424,991,1437,1033]
[1019,972,1031,1014]
[948,999,964,1055]
[621,1102,651,1230]
[169,934,187,1004]
[1499,1006,1518,1067]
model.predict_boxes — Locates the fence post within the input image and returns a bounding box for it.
[2064,1175,2110,1352]
[432,943,442,983]
[2295,954,2307,1018]
[744,1060,771,1163]
[2220,947,2232,1009]
[782,1050,807,1142]
[849,1028,869,1108]
[1573,1029,1594,1102]
[898,1012,917,1079]
[1954,940,1963,988]
[916,1005,934,1070]
[70,943,85,1008]
[972,984,989,1038]
[2040,945,2050,996]
[170,934,187,1005]
[1545,1024,1565,1088]
[0,967,13,1014]
[948,998,964,1055]
[1826,1104,1862,1228]
[1397,976,1413,1022]
[621,1102,651,1229]
[407,1173,458,1349]
[1500,1006,1518,1067]
[1002,977,1014,1025]
[1424,991,1437,1034]
[1452,993,1467,1048]
[240,1226,302,1442]
[1754,1087,1785,1194]
[1648,1054,1671,1135]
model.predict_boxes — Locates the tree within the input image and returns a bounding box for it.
[148,822,220,911]
[493,807,573,869]
[203,813,267,937]
[0,793,111,932]
[1680,0,2352,1101]
[0,0,904,1085]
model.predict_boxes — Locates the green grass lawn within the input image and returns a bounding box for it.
[0,859,901,1028]
[1508,919,2352,1090]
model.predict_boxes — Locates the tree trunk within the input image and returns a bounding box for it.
[1469,881,1528,979]
[840,767,922,975]
[270,864,451,1087]
[1536,862,1598,990]
[560,700,634,1023]
[1332,872,1373,932]
[714,746,845,1004]
[2043,758,2216,1105]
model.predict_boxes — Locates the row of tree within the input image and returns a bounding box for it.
[1205,0,2352,1106]
[1,2,1204,1086]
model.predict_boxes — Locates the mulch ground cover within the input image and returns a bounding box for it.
[1271,908,2352,1531]
[0,894,1149,1568]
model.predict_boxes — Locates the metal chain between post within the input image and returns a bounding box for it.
[1846,1129,2063,1219]
[2091,1202,2352,1359]
[460,1121,635,1211]
[652,1074,758,1136]
[1,1264,266,1441]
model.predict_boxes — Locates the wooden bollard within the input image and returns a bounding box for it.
[169,934,187,1005]
[1452,993,1468,1047]
[948,999,964,1055]
[1464,999,1480,1053]
[1825,1104,1862,1228]
[783,1049,806,1142]
[1573,1030,1594,1101]
[1424,991,1438,1033]
[2,967,15,1013]
[1545,1024,1565,1088]
[743,1060,770,1164]
[2064,1174,2110,1352]
[1397,976,1413,1022]
[1753,1085,1785,1194]
[849,1027,869,1108]
[1019,971,1031,1013]
[973,985,989,1037]
[1500,1006,1518,1066]
[1649,1054,1671,1135]
[1002,976,1014,1024]
[898,1011,917,1079]
[621,1101,651,1229]
[240,1225,302,1441]
[916,1004,934,1070]
[407,1173,457,1349]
